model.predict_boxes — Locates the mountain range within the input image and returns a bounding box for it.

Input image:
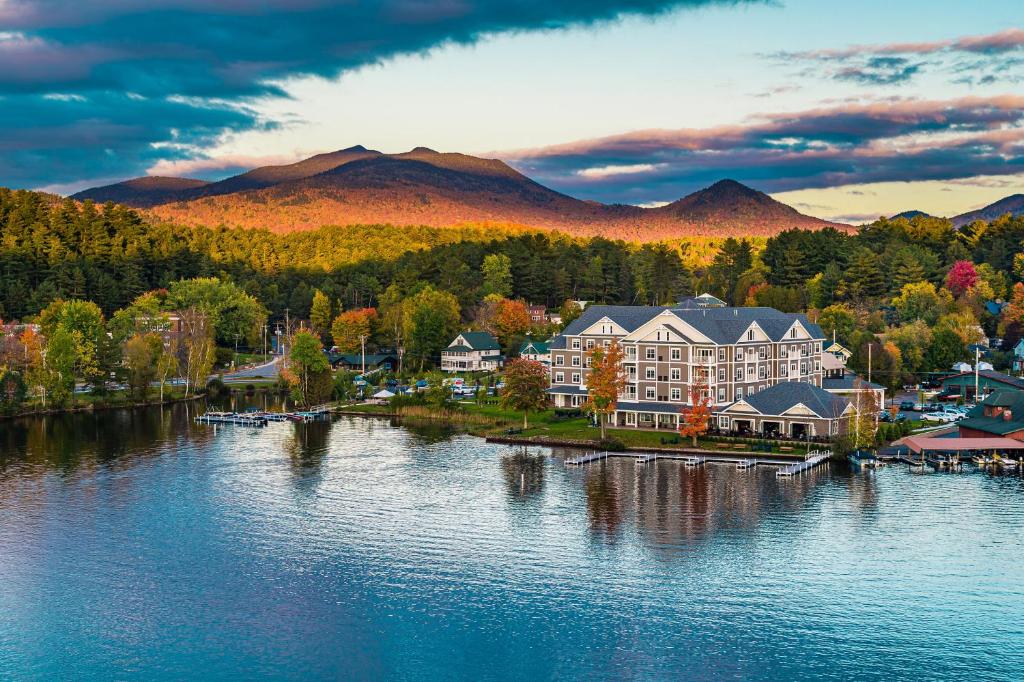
[72,147,844,240]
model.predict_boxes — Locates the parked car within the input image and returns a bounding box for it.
[921,411,959,423]
[899,400,916,411]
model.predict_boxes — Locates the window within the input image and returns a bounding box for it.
[671,348,681,361]
[626,412,636,425]
[814,361,820,371]
[790,328,797,338]
[747,329,754,341]
[571,356,580,367]
[736,387,744,399]
[645,387,656,400]
[718,388,726,402]
[555,355,564,366]
[719,416,730,429]
[718,348,726,362]
[555,372,564,383]
[758,346,766,360]
[640,413,653,423]
[781,346,788,358]
[586,339,594,349]
[780,364,788,376]
[815,342,822,353]
[642,347,653,360]
[627,365,636,377]
[572,373,581,384]
[747,366,754,377]
[646,367,656,380]
[758,366,766,379]
[671,388,681,401]
[734,348,742,361]
[571,339,580,350]
[734,368,743,381]
[800,362,807,375]
[718,368,726,382]
[603,339,610,348]
[626,385,636,398]
[670,368,681,381]
[625,346,636,358]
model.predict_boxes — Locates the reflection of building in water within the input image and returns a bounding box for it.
[578,458,828,548]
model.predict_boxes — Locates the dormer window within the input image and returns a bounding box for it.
[790,328,797,339]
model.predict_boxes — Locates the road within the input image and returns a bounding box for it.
[224,355,282,380]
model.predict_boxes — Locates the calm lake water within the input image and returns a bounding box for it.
[1,401,1023,681]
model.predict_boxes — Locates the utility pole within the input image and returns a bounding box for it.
[867,343,872,384]
[360,333,367,375]
[975,345,980,403]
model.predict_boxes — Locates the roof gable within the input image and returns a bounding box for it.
[452,331,500,350]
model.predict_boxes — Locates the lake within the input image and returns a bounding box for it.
[1,401,1022,681]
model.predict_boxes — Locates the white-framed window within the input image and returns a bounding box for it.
[829,420,838,435]
[747,330,754,341]
[627,365,637,377]
[603,339,610,348]
[572,372,581,384]
[571,339,581,350]
[758,346,766,360]
[626,412,637,425]
[718,348,726,362]
[626,385,636,398]
[758,366,766,379]
[671,388,681,401]
[734,368,743,381]
[734,347,742,361]
[801,362,807,375]
[814,360,820,371]
[670,368,681,381]
[584,357,591,368]
[718,388,726,402]
[586,339,594,349]
[781,346,788,358]
[790,328,797,338]
[646,347,656,360]
[645,387,656,399]
[555,372,564,383]
[640,413,653,423]
[781,364,788,376]
[555,355,564,366]
[671,348,681,361]
[646,367,656,380]
[815,342,822,353]
[719,416,730,429]
[736,387,744,399]
[747,366,755,377]
[625,346,636,358]
[571,356,581,367]
[718,368,726,382]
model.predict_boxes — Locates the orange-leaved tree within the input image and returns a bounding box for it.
[679,374,712,447]
[499,358,550,429]
[584,340,626,441]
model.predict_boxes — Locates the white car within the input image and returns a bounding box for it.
[921,410,960,423]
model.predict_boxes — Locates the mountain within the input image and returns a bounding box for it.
[72,149,847,240]
[952,194,1024,228]
[72,176,209,206]
[650,179,835,233]
[891,210,933,220]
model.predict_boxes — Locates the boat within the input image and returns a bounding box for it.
[848,450,879,468]
[972,454,994,466]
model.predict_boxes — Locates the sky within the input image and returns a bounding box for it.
[1,0,1022,222]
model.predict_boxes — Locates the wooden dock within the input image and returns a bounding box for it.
[565,449,819,472]
[776,450,831,477]
[565,451,611,466]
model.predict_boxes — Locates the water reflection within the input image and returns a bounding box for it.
[499,447,545,503]
[285,421,332,480]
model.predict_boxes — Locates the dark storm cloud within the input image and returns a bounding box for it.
[0,0,757,188]
[504,97,1024,204]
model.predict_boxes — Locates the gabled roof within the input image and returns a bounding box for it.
[560,304,825,344]
[822,370,884,391]
[959,389,1024,435]
[942,370,1024,390]
[730,381,850,419]
[452,331,500,351]
[520,339,550,354]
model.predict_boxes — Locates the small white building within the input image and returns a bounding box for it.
[440,332,503,373]
[518,338,551,365]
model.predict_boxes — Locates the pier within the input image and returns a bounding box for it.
[776,450,831,477]
[565,448,830,473]
[195,411,268,427]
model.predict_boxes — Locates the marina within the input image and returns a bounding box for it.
[566,448,831,475]
[195,405,335,428]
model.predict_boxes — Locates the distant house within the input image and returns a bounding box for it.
[985,301,1007,317]
[441,332,503,373]
[824,342,852,364]
[327,352,398,372]
[518,338,551,364]
[1014,340,1024,374]
[940,369,1024,401]
[525,304,547,324]
[958,390,1024,440]
[967,343,990,358]
[821,353,886,407]
[676,293,727,309]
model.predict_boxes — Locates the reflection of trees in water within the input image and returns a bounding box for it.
[0,402,215,482]
[401,420,457,446]
[584,463,622,540]
[500,447,545,503]
[285,421,331,479]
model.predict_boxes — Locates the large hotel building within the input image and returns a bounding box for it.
[547,302,854,439]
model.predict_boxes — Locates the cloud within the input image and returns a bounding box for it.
[0,0,757,188]
[576,163,661,178]
[502,96,1024,204]
[774,27,1024,87]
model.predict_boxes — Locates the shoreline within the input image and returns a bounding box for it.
[1,392,209,420]
[334,407,822,460]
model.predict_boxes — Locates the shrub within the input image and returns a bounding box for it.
[205,377,228,398]
[598,438,626,451]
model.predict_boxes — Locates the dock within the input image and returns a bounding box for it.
[565,448,827,473]
[776,450,831,477]
[195,412,268,427]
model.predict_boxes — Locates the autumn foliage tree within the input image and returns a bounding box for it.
[945,260,978,298]
[493,298,532,347]
[584,340,626,441]
[331,307,377,354]
[499,358,550,429]
[679,375,712,446]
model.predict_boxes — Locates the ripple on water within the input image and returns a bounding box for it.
[0,408,1023,681]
